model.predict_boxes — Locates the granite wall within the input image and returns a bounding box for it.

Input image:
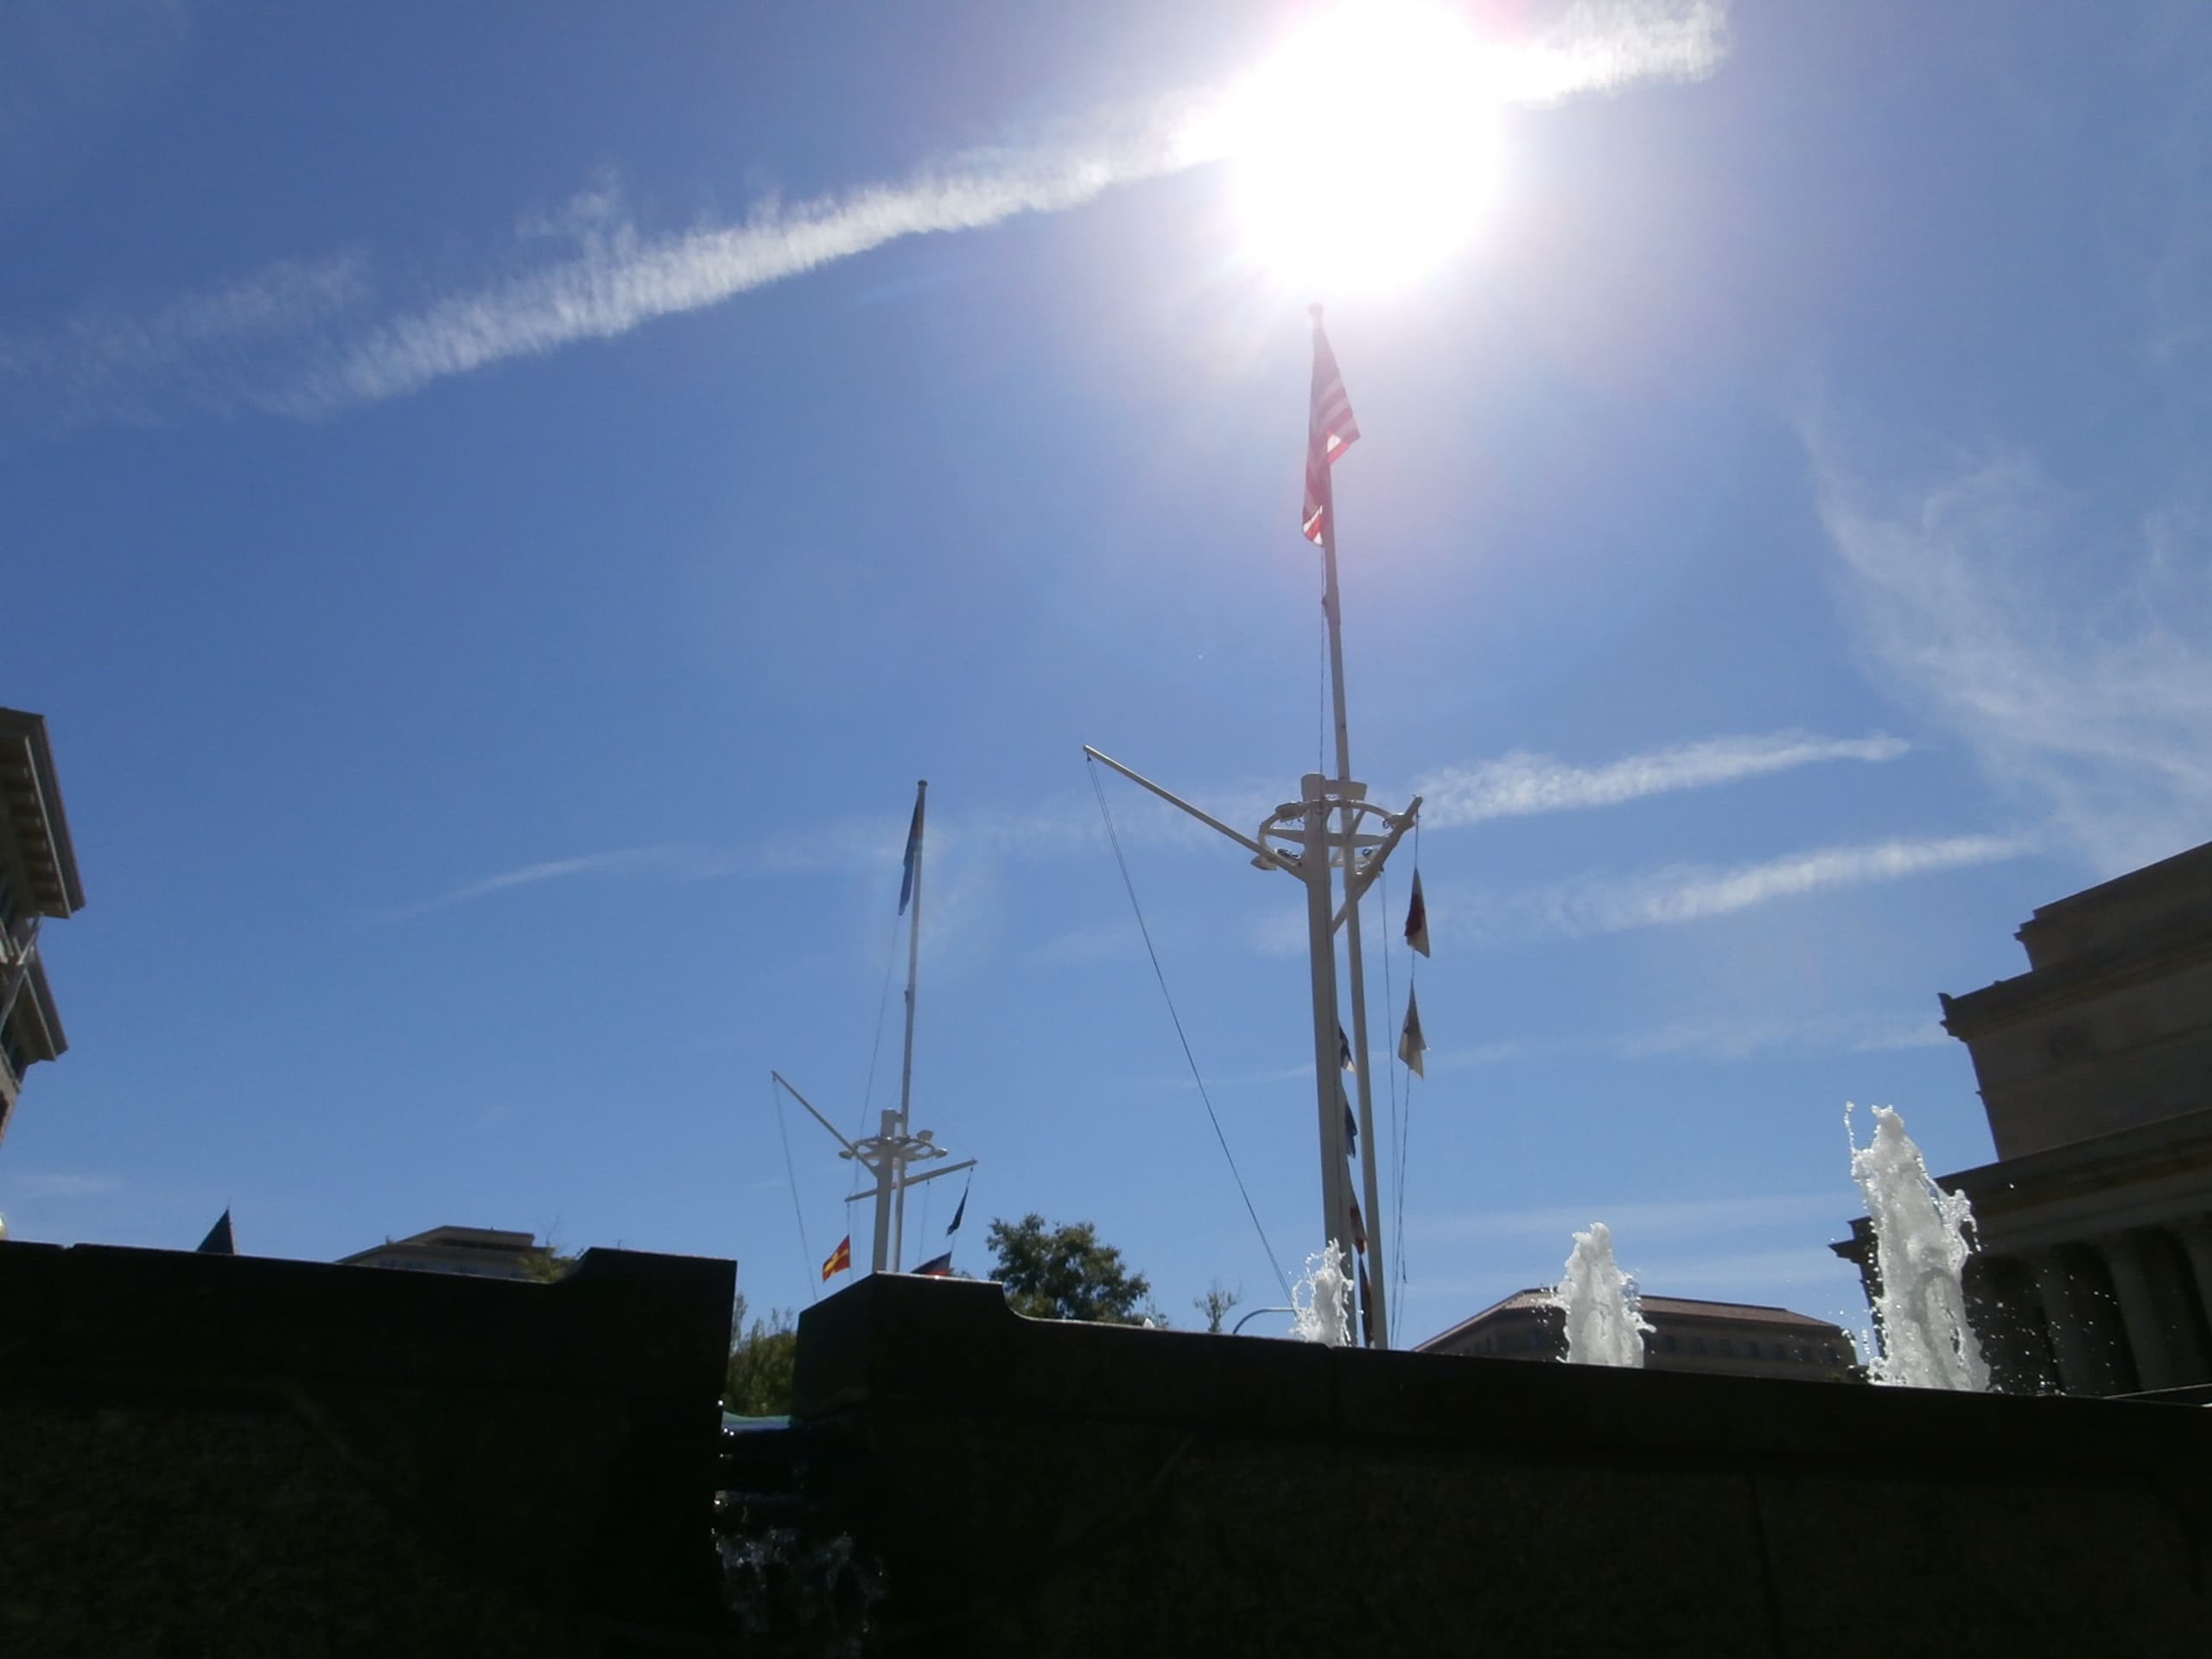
[784,1274,2212,1656]
[0,1239,734,1657]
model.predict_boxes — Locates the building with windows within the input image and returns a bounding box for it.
[338,1224,552,1280]
[1418,1287,1861,1382]
[1,709,86,1150]
[1835,839,2212,1395]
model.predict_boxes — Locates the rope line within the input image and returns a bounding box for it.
[846,909,905,1203]
[770,1073,817,1305]
[1087,758,1293,1303]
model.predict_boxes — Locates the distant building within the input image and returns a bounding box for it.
[1418,1288,1860,1382]
[339,1225,550,1281]
[1835,840,2212,1395]
[0,709,86,1150]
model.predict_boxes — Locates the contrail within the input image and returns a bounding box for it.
[3,3,1731,425]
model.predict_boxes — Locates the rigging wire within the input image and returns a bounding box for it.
[770,1073,818,1305]
[1087,757,1294,1304]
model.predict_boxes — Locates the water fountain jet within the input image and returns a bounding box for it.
[1548,1222,1652,1367]
[1847,1103,1989,1391]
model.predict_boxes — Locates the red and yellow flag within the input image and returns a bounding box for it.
[821,1235,853,1281]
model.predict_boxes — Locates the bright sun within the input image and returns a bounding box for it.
[1224,2,1503,296]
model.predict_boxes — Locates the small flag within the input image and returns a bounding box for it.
[1301,308,1362,545]
[897,784,926,915]
[1404,870,1429,958]
[196,1209,235,1255]
[946,1180,968,1236]
[821,1235,853,1281]
[1340,1077,1357,1155]
[1347,1196,1368,1255]
[914,1251,953,1277]
[1338,1024,1355,1073]
[1399,988,1427,1079]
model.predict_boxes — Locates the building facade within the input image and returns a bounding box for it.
[1418,1287,1860,1382]
[1836,839,2212,1395]
[338,1224,551,1280]
[0,709,86,1150]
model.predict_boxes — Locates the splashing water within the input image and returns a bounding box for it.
[1290,1240,1352,1346]
[1847,1103,1989,1391]
[1548,1222,1652,1367]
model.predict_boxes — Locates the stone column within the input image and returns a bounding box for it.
[2098,1230,2183,1394]
[2029,1251,2116,1395]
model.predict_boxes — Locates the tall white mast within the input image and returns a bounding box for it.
[775,779,972,1281]
[1084,308,1416,1347]
[893,779,925,1269]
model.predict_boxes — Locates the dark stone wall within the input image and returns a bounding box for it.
[0,1239,734,1657]
[787,1274,2212,1657]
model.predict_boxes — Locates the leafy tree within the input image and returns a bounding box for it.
[725,1292,799,1416]
[1193,1279,1243,1334]
[986,1212,1162,1325]
[519,1228,580,1282]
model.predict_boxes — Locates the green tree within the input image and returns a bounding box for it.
[1193,1279,1243,1334]
[986,1213,1161,1325]
[725,1293,799,1416]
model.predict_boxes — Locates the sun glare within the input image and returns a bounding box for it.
[1225,2,1503,296]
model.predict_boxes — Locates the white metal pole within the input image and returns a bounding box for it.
[1340,855,1390,1349]
[893,779,926,1271]
[1315,341,1388,1348]
[1300,787,1353,1284]
[869,1106,898,1274]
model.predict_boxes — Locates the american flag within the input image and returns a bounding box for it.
[1301,308,1361,544]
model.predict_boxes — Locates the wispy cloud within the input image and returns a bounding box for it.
[4,1171,124,1199]
[383,844,724,921]
[0,253,371,426]
[1513,0,1730,104]
[1611,1011,1949,1059]
[1428,833,2030,943]
[5,3,1728,426]
[1816,451,2212,879]
[1414,730,1907,829]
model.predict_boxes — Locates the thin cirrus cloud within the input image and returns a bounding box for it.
[378,844,734,923]
[2,2,1730,426]
[394,718,1916,924]
[1412,730,1908,829]
[1815,447,2212,881]
[1436,832,2032,943]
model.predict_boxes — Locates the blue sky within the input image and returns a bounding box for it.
[5,0,2209,1345]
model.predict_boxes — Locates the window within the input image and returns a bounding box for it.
[1822,1345,1840,1365]
[1661,1334,1678,1354]
[1743,1340,1760,1360]
[1795,1345,1811,1363]
[1689,1336,1707,1357]
[1717,1338,1734,1357]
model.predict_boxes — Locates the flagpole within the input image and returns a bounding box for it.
[1313,305,1390,1351]
[1079,308,1417,1348]
[1322,508,1391,1351]
[893,779,926,1271]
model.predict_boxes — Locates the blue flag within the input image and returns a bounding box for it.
[898,785,926,914]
